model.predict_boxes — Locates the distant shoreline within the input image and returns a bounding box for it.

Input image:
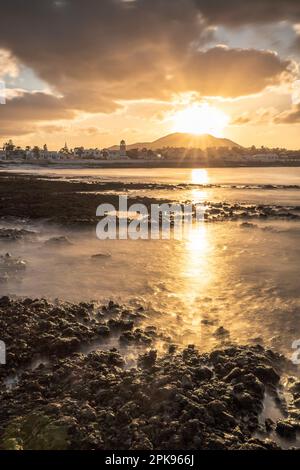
[1,160,300,169]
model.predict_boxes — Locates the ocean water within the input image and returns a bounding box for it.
[0,167,300,359]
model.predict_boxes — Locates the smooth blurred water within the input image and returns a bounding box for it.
[1,218,299,357]
[0,167,300,358]
[3,165,300,185]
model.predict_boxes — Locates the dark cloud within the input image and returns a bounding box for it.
[292,33,300,53]
[195,0,300,26]
[0,0,205,109]
[0,125,34,139]
[0,92,74,122]
[0,0,297,130]
[182,46,292,97]
[0,91,75,137]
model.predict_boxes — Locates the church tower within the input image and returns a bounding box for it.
[120,139,126,158]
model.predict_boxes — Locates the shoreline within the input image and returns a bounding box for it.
[1,173,300,227]
[2,161,300,169]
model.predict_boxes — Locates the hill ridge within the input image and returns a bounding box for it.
[109,132,240,150]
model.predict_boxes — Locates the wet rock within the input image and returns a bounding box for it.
[224,367,243,382]
[240,222,258,229]
[0,297,292,450]
[0,295,11,307]
[168,344,177,354]
[195,366,213,381]
[201,318,216,325]
[44,236,72,246]
[293,398,300,408]
[98,325,110,336]
[276,420,297,439]
[108,319,134,331]
[119,331,134,343]
[91,253,111,259]
[290,381,300,395]
[108,300,119,311]
[51,337,81,354]
[156,384,177,401]
[233,391,256,410]
[265,418,274,432]
[1,413,70,450]
[253,365,280,385]
[213,326,230,338]
[207,399,226,416]
[0,228,37,242]
[138,350,157,368]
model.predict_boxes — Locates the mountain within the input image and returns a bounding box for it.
[109,133,241,150]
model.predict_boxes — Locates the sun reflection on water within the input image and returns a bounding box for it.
[191,169,209,184]
[173,223,212,343]
[181,223,212,295]
[190,188,208,203]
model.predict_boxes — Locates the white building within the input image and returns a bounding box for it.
[252,153,280,162]
[104,140,129,160]
[40,150,61,160]
[26,150,62,160]
[73,148,103,159]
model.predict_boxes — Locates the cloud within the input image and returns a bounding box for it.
[231,103,300,125]
[0,91,75,137]
[232,107,278,125]
[274,104,300,123]
[0,49,19,78]
[0,125,35,139]
[0,0,206,109]
[0,91,74,121]
[0,1,293,106]
[293,38,300,54]
[195,0,300,26]
[0,0,298,139]
[182,46,294,97]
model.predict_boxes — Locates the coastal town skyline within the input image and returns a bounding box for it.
[2,132,300,165]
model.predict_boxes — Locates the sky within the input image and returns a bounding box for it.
[1,0,300,149]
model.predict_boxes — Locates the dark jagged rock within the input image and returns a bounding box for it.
[0,297,297,450]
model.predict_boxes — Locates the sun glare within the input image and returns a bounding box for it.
[191,169,209,184]
[172,103,229,137]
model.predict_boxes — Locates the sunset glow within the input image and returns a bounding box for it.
[172,104,230,137]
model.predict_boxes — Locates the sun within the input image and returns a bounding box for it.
[172,103,230,137]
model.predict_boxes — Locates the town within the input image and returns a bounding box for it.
[1,138,300,165]
[0,139,162,163]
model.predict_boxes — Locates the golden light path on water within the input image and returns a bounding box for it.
[191,169,209,184]
[179,223,212,334]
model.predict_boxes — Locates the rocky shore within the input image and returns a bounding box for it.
[0,173,300,227]
[0,172,300,450]
[0,297,300,450]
